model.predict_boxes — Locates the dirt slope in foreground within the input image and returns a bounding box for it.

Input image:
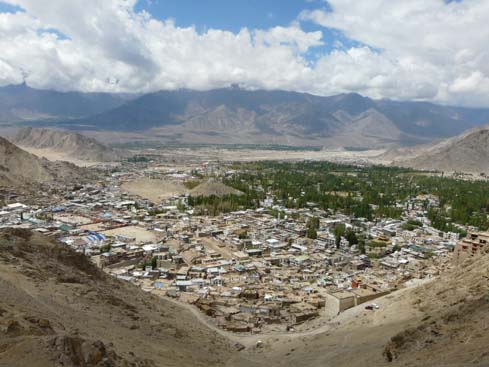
[229,255,489,367]
[0,229,233,367]
[2,228,489,367]
[382,254,489,366]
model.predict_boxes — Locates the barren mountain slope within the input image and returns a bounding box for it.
[0,83,132,123]
[0,229,234,367]
[392,127,489,173]
[382,254,489,366]
[330,109,406,148]
[13,127,121,162]
[0,136,85,184]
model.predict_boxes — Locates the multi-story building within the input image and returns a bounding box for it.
[453,232,489,264]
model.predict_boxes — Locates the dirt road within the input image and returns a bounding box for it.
[159,280,430,349]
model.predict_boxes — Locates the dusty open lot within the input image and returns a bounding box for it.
[101,225,161,243]
[121,177,188,202]
[53,214,93,225]
[122,177,243,203]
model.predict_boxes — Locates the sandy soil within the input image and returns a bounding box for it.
[101,225,161,243]
[17,146,105,167]
[143,147,388,165]
[122,177,242,203]
[53,214,93,225]
[121,178,188,202]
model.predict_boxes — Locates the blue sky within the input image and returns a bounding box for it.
[0,1,22,12]
[134,0,350,57]
[135,0,325,33]
[0,0,327,31]
[0,0,355,58]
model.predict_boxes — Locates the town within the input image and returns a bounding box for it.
[1,157,486,334]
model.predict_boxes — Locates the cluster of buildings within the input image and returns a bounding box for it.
[453,231,489,264]
[0,160,479,334]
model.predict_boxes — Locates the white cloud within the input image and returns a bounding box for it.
[0,0,489,106]
[0,0,322,94]
[254,26,323,53]
[301,0,489,106]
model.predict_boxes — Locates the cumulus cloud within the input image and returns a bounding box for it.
[301,0,489,106]
[0,0,322,93]
[253,26,323,53]
[0,0,489,106]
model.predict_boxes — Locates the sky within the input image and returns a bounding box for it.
[0,0,488,107]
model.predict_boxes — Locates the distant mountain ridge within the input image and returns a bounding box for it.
[49,88,489,147]
[0,83,134,123]
[2,84,489,148]
[13,127,121,162]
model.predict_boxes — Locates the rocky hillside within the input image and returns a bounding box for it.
[0,136,85,184]
[0,229,233,367]
[13,127,121,162]
[382,254,489,365]
[387,126,489,173]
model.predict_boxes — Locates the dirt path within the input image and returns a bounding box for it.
[159,295,241,339]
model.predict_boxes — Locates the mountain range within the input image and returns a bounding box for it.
[0,83,133,124]
[2,83,489,148]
